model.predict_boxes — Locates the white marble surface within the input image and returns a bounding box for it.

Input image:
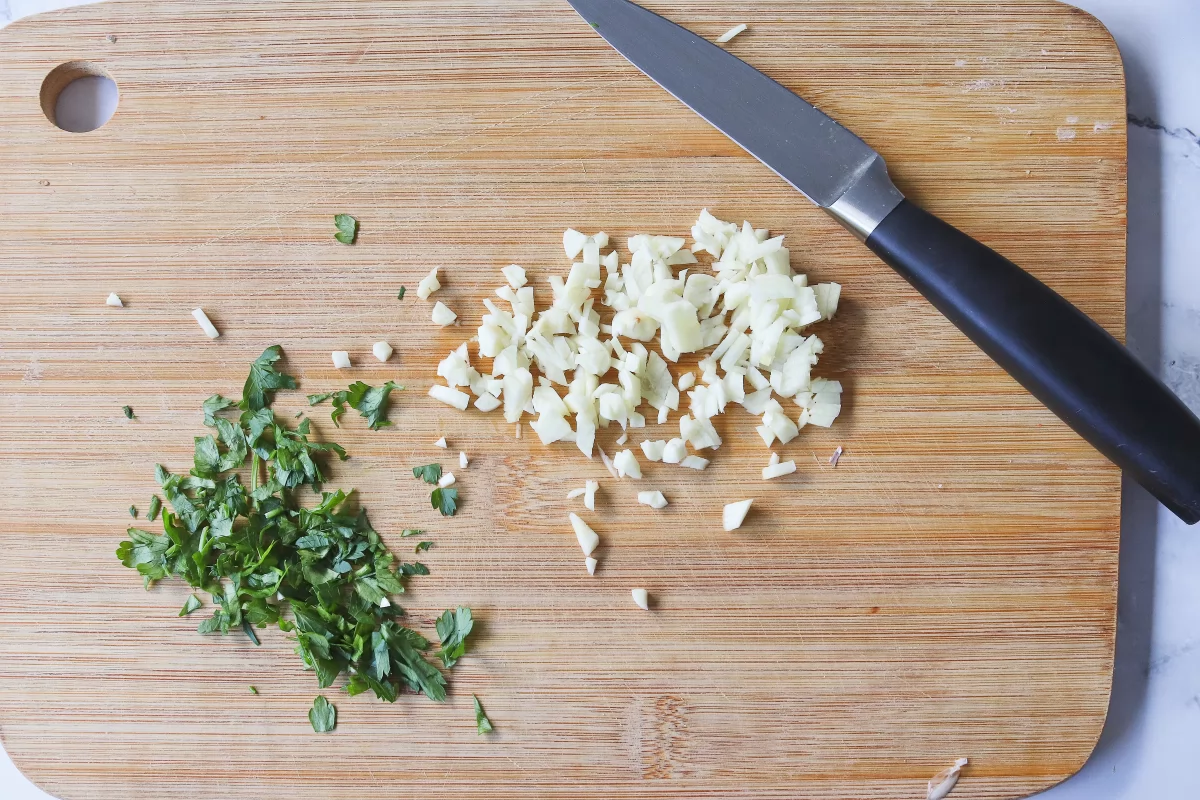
[2,0,1197,797]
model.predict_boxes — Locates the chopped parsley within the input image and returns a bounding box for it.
[431,486,459,517]
[147,495,162,522]
[415,541,433,553]
[397,287,406,300]
[116,346,475,723]
[473,695,493,735]
[401,529,424,537]
[308,381,402,430]
[122,405,135,419]
[129,505,138,519]
[435,606,473,668]
[334,214,359,245]
[249,685,259,695]
[412,464,442,485]
[309,695,337,732]
[179,594,202,616]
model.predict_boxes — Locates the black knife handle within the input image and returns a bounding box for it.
[865,199,1200,525]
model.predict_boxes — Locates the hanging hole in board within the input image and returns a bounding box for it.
[40,61,119,133]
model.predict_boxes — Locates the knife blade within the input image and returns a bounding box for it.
[567,0,1200,524]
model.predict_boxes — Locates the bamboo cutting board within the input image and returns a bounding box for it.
[0,1,1125,798]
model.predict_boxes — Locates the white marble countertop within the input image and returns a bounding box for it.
[2,0,1197,797]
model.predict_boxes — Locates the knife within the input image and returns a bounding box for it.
[566,0,1200,524]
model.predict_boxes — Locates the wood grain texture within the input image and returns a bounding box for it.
[0,1,1125,798]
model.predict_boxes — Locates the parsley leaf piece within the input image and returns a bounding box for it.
[179,594,202,616]
[147,495,162,522]
[309,696,337,733]
[309,381,401,430]
[415,541,433,553]
[202,394,235,427]
[129,505,138,519]
[435,606,474,668]
[401,528,423,537]
[431,486,458,517]
[333,214,359,245]
[412,464,442,485]
[122,405,135,419]
[473,695,493,735]
[240,345,297,412]
[249,686,258,695]
[349,381,400,430]
[397,287,406,300]
[193,435,222,478]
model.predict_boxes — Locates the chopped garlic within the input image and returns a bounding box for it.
[613,449,642,479]
[681,455,709,470]
[637,490,668,509]
[431,301,457,326]
[379,597,391,608]
[417,268,441,300]
[437,472,456,488]
[372,341,393,362]
[641,440,667,462]
[768,452,780,467]
[566,486,587,500]
[192,308,220,339]
[502,264,527,289]
[662,438,688,464]
[563,228,588,259]
[106,293,123,308]
[584,480,599,511]
[585,557,598,576]
[677,372,695,391]
[569,512,599,556]
[631,588,650,610]
[829,446,844,466]
[429,385,469,410]
[927,758,968,800]
[723,499,753,531]
[331,350,351,369]
[459,451,469,469]
[762,460,797,480]
[615,432,628,446]
[716,23,747,43]
[434,437,448,448]
[598,447,618,478]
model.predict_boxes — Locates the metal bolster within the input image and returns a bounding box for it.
[824,156,905,241]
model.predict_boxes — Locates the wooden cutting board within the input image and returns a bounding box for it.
[0,1,1125,798]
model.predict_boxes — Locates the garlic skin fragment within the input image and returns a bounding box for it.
[566,486,587,500]
[106,293,123,308]
[569,512,599,556]
[192,308,220,339]
[631,588,650,610]
[927,758,968,800]
[331,351,351,369]
[723,499,753,531]
[372,341,394,362]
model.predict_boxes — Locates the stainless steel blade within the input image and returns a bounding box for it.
[565,0,904,237]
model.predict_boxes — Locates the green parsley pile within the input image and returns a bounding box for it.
[117,345,477,730]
